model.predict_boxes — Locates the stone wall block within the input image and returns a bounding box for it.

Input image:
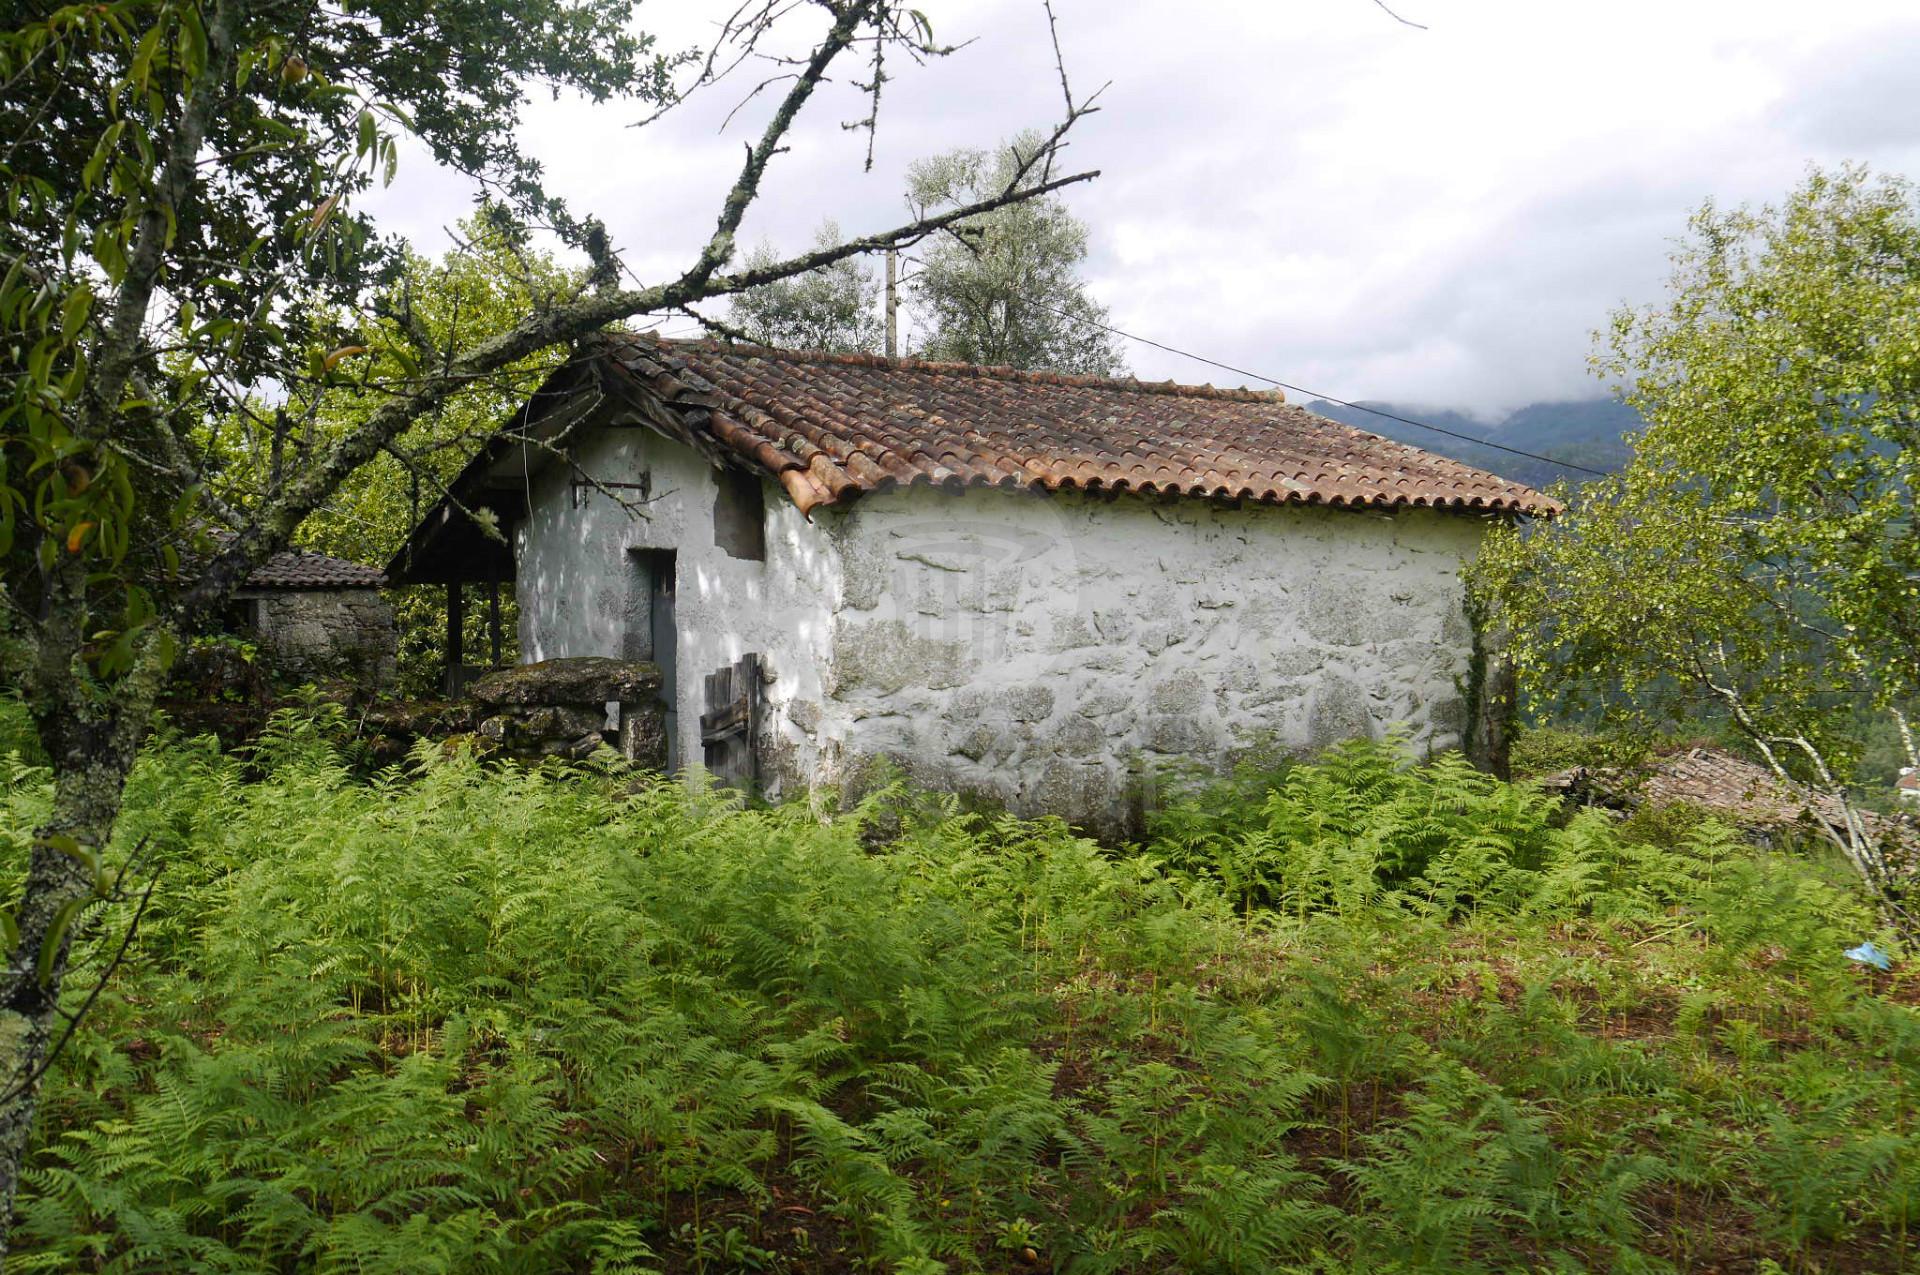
[1144,714,1209,754]
[1001,684,1055,722]
[618,696,669,770]
[249,588,397,688]
[1299,575,1365,647]
[834,619,973,695]
[1307,675,1373,745]
[470,656,661,706]
[1049,715,1105,758]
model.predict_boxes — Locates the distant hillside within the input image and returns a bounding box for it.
[1303,397,1643,491]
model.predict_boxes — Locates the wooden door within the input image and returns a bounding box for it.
[700,653,762,789]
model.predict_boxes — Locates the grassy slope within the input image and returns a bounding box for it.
[0,712,1915,1274]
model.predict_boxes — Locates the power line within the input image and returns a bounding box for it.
[1030,301,1612,478]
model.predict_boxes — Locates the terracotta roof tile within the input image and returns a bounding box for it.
[1542,748,1917,874]
[596,334,1559,518]
[244,549,385,589]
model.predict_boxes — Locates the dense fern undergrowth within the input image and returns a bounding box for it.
[2,710,1917,1273]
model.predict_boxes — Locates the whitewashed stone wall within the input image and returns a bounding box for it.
[513,425,1490,830]
[809,488,1485,830]
[514,426,839,773]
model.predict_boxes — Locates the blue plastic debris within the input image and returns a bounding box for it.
[1845,940,1892,971]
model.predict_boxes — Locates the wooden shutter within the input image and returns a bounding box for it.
[700,653,762,789]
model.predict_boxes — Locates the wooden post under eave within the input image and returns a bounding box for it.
[487,579,503,667]
[445,581,465,697]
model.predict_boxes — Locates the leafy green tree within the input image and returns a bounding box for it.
[1474,167,1920,916]
[291,223,585,691]
[727,220,883,353]
[906,130,1126,375]
[0,0,1096,1238]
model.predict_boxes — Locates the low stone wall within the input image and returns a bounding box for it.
[158,658,667,773]
[245,587,397,688]
[156,695,480,766]
[469,657,667,767]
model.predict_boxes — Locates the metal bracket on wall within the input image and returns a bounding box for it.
[570,467,651,509]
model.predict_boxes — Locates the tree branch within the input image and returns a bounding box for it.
[85,0,246,423]
[678,0,870,290]
[179,163,1097,619]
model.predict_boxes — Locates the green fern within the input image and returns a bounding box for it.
[4,710,1915,1272]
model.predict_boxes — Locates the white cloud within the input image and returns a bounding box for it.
[363,0,1920,412]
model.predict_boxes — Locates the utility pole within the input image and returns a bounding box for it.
[884,248,898,358]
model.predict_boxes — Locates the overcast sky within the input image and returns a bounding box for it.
[366,0,1920,419]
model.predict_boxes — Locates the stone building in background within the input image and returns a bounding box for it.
[233,548,397,688]
[389,334,1556,833]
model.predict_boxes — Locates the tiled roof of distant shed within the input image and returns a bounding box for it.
[243,548,385,589]
[599,334,1559,518]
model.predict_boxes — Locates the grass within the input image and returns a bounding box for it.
[0,707,1916,1273]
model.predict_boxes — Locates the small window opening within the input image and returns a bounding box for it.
[713,467,766,561]
[219,596,259,634]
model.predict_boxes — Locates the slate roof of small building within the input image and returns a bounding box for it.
[1899,770,1920,792]
[599,334,1559,518]
[243,548,385,590]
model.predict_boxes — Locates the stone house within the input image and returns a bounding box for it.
[232,547,397,687]
[389,334,1555,829]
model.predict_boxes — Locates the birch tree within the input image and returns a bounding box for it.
[1474,167,1920,923]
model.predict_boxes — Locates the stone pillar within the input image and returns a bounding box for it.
[617,696,669,772]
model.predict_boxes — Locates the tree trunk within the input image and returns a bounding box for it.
[0,722,142,1250]
[0,589,168,1250]
[1894,707,1919,774]
[1465,603,1515,780]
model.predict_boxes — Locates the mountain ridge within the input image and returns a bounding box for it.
[1303,397,1642,491]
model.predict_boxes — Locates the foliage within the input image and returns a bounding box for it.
[1603,167,1920,712]
[1507,725,1661,779]
[0,0,1093,1223]
[728,221,884,354]
[0,720,1914,1272]
[0,0,670,682]
[1475,167,1920,905]
[1858,704,1920,809]
[906,132,1126,375]
[172,219,562,694]
[0,0,670,1208]
[1142,741,1724,922]
[290,224,569,691]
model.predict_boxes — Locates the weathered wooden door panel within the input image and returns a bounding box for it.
[700,653,762,789]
